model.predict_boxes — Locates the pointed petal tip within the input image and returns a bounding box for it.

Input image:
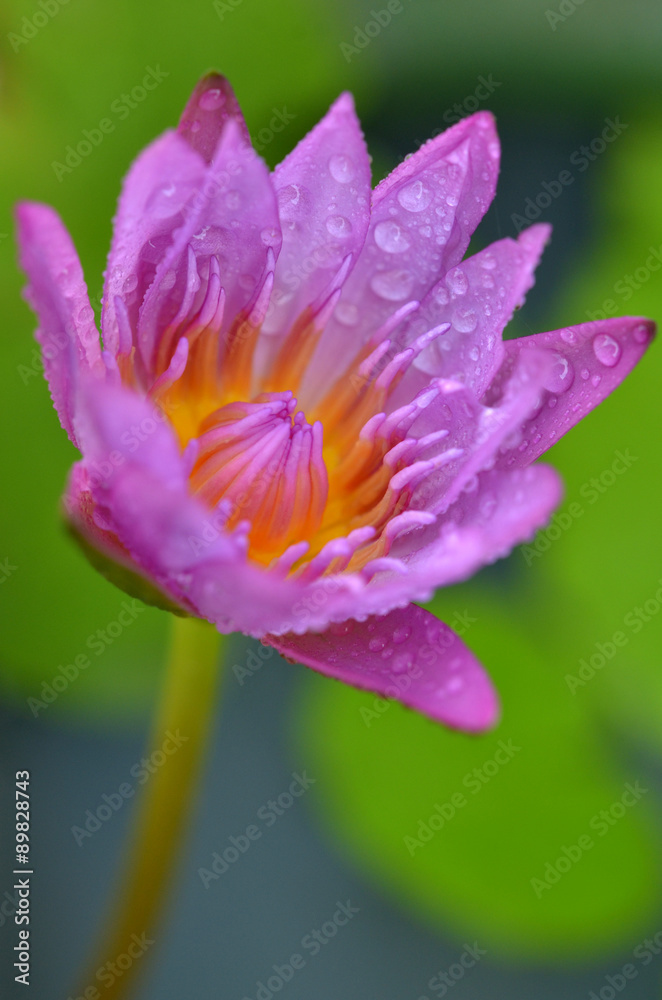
[330,91,357,117]
[178,72,250,162]
[268,605,501,733]
[518,221,553,248]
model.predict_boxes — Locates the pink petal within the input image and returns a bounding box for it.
[399,463,564,571]
[262,93,372,345]
[177,73,250,163]
[73,378,186,491]
[396,223,551,405]
[488,317,655,468]
[101,132,207,360]
[137,119,281,376]
[266,604,500,731]
[306,112,500,400]
[408,346,554,516]
[15,201,102,445]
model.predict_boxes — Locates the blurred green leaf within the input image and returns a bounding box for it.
[297,585,660,960]
[533,118,662,753]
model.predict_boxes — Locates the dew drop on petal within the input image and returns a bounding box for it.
[392,652,413,674]
[392,625,411,645]
[397,179,432,212]
[277,184,301,209]
[122,273,138,294]
[374,220,412,253]
[225,190,241,210]
[560,328,576,344]
[146,183,182,218]
[368,637,386,652]
[328,620,354,636]
[591,374,602,387]
[580,368,590,380]
[260,227,280,247]
[329,154,355,183]
[543,353,574,394]
[633,323,650,344]
[452,308,478,333]
[592,333,622,367]
[335,301,359,326]
[370,269,414,301]
[326,215,352,238]
[199,88,224,111]
[446,267,468,295]
[75,303,95,325]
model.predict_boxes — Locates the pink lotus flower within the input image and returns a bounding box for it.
[17,75,654,732]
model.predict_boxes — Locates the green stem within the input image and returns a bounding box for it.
[75,615,223,1000]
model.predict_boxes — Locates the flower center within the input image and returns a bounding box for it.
[125,250,459,576]
[188,393,327,565]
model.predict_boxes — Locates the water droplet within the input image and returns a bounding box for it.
[392,652,413,674]
[392,625,411,645]
[469,346,479,361]
[543,353,574,393]
[225,190,241,210]
[328,620,354,636]
[432,282,449,306]
[160,270,177,292]
[480,495,497,519]
[329,154,354,184]
[122,273,138,294]
[374,220,411,254]
[633,323,650,344]
[592,333,622,367]
[335,301,359,326]
[397,179,432,212]
[591,374,601,387]
[326,215,352,238]
[480,253,497,270]
[92,509,112,530]
[452,308,477,333]
[560,328,576,344]
[368,637,386,652]
[260,227,280,247]
[370,269,414,301]
[580,367,590,380]
[199,88,224,111]
[277,184,301,208]
[190,120,201,133]
[146,182,182,218]
[481,273,495,289]
[446,267,468,296]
